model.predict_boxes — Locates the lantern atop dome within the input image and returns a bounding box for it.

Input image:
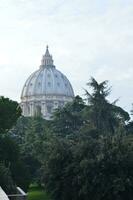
[41,46,54,67]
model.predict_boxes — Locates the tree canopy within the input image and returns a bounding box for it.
[0,97,30,192]
[1,78,133,200]
[0,96,21,134]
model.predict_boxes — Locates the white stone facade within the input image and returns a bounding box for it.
[21,46,74,119]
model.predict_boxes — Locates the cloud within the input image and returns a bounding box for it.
[0,0,133,112]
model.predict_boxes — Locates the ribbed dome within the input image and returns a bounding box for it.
[21,46,74,119]
[20,46,75,119]
[21,67,74,98]
[21,46,74,98]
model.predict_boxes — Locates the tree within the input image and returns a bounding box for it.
[84,77,130,135]
[38,78,133,200]
[0,96,21,134]
[0,136,19,167]
[0,163,16,194]
[0,96,22,193]
[125,121,133,135]
[39,137,73,200]
[40,131,133,200]
[11,116,51,184]
[52,95,86,136]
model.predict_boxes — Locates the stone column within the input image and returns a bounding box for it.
[41,101,47,117]
[53,101,59,109]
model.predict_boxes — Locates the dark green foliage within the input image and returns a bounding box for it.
[10,159,31,192]
[10,116,51,185]
[1,78,132,200]
[0,96,26,193]
[0,163,16,194]
[125,121,133,135]
[84,78,130,135]
[0,96,21,134]
[0,136,19,167]
[10,116,31,144]
[52,95,86,136]
[0,133,31,192]
[36,78,132,200]
[40,133,133,200]
[39,138,73,200]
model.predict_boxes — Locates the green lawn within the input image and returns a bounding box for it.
[28,185,51,200]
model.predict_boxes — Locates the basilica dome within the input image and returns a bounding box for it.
[21,46,74,119]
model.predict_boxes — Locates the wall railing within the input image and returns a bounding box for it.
[0,187,10,200]
[8,187,27,200]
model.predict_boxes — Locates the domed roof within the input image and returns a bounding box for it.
[21,46,74,98]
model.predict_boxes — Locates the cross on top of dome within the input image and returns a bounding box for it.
[41,45,54,67]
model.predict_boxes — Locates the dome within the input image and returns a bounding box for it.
[21,64,74,98]
[21,46,74,119]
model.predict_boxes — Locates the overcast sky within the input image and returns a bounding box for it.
[0,0,133,113]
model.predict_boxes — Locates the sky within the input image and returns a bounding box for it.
[0,0,133,113]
